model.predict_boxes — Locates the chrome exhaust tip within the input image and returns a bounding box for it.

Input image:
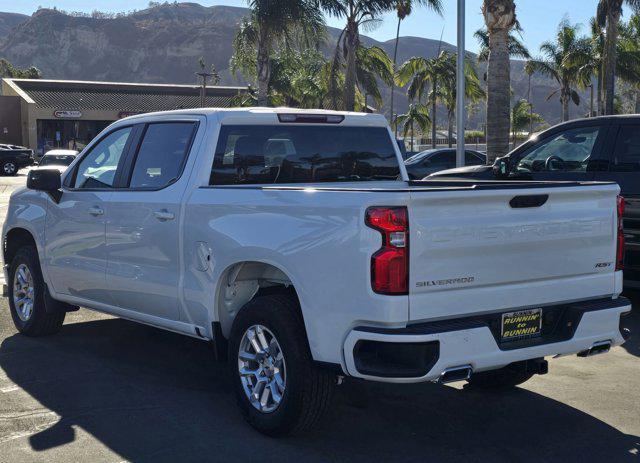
[577,340,611,357]
[439,365,473,384]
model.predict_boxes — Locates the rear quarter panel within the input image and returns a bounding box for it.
[182,185,411,364]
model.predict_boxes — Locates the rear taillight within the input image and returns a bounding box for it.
[365,206,409,295]
[617,195,625,271]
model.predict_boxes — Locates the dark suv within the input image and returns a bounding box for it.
[429,115,640,287]
[0,144,34,175]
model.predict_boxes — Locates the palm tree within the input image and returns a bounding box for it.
[483,0,518,164]
[566,17,640,116]
[616,13,640,112]
[436,54,486,147]
[396,50,453,148]
[597,0,640,115]
[511,99,544,149]
[389,0,443,126]
[394,103,431,152]
[320,0,396,111]
[232,0,325,106]
[527,21,586,122]
[474,27,530,63]
[356,45,395,109]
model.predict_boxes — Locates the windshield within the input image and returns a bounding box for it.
[210,125,400,184]
[39,155,76,166]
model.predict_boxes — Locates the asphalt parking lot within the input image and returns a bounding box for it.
[0,171,638,462]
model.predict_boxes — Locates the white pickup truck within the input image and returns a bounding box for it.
[2,108,631,436]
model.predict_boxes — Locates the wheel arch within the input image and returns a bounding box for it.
[4,227,37,267]
[214,260,304,339]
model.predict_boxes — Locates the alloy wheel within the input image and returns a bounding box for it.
[237,325,286,413]
[13,263,34,322]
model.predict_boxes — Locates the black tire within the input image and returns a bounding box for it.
[228,294,334,436]
[1,160,18,176]
[8,246,65,336]
[466,363,535,390]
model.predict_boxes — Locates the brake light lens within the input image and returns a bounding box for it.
[366,207,409,295]
[617,195,625,271]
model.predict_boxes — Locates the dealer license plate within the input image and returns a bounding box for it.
[501,308,542,341]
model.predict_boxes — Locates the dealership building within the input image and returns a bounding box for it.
[0,78,247,155]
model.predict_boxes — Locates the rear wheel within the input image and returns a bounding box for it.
[228,294,334,436]
[2,160,17,176]
[466,363,535,390]
[8,246,65,336]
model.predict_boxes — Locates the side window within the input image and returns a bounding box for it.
[427,151,455,168]
[73,127,131,189]
[611,126,640,172]
[516,127,601,173]
[465,152,484,165]
[129,122,196,189]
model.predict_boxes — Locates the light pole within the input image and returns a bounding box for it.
[588,83,594,117]
[455,0,466,167]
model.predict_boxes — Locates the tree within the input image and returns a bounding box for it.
[396,50,453,148]
[597,0,640,115]
[617,13,640,112]
[393,103,431,152]
[511,99,543,149]
[0,59,42,79]
[436,54,485,147]
[320,0,396,111]
[232,0,325,106]
[527,21,585,122]
[389,0,443,126]
[474,27,530,63]
[567,16,640,116]
[483,0,518,164]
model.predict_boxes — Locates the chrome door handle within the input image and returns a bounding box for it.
[88,206,104,216]
[153,209,175,221]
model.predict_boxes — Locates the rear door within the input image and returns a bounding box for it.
[593,122,640,284]
[105,118,201,320]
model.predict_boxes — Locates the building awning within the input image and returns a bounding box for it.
[4,79,247,112]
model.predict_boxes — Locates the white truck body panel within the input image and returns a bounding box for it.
[2,108,631,384]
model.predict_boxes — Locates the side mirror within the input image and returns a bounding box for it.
[27,170,62,202]
[492,157,510,178]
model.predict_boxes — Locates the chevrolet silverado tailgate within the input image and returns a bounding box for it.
[408,182,620,322]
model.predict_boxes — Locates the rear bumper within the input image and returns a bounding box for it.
[343,297,631,383]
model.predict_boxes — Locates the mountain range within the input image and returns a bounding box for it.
[0,2,591,128]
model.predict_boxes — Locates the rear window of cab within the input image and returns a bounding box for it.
[209,125,400,185]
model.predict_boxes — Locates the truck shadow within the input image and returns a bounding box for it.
[0,317,637,462]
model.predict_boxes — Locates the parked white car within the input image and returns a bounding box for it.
[2,108,631,436]
[37,149,79,170]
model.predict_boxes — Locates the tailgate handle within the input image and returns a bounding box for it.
[509,195,549,208]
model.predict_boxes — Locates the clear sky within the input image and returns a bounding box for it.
[0,0,633,55]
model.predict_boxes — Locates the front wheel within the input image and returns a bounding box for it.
[228,294,334,436]
[1,160,17,176]
[8,246,65,336]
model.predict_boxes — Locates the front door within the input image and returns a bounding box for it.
[510,125,608,182]
[105,121,198,320]
[45,126,133,303]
